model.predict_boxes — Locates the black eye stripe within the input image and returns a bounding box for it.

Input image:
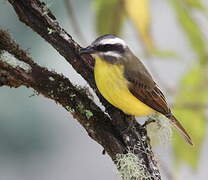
[95,44,124,53]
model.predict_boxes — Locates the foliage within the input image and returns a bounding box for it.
[167,0,208,168]
[95,0,155,53]
[168,0,208,65]
[94,0,125,35]
[173,65,208,168]
[184,0,208,11]
[124,0,155,52]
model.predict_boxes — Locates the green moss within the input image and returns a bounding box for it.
[84,110,93,119]
[70,93,76,98]
[77,102,93,119]
[65,106,75,113]
[47,27,55,34]
[77,102,85,112]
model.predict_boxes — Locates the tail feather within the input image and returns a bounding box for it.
[167,114,193,146]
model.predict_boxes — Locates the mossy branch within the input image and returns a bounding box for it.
[1,0,162,179]
[0,29,123,158]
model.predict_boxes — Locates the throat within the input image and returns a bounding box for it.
[93,54,120,64]
[94,58,126,88]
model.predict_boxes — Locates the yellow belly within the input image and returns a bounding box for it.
[94,58,154,117]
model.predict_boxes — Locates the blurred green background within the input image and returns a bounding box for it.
[0,0,208,179]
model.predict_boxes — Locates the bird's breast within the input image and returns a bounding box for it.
[94,57,154,116]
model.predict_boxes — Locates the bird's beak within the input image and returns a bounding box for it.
[79,46,95,55]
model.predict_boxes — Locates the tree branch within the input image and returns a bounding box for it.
[2,0,162,179]
[0,29,124,157]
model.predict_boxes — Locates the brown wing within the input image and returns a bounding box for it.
[124,58,193,145]
[129,83,170,115]
[124,61,171,116]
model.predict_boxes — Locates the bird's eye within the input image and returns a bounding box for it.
[95,44,112,52]
[103,44,112,49]
[95,44,124,53]
[95,45,102,51]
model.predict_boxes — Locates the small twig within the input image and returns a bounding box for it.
[142,118,156,128]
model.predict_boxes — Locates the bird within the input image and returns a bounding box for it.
[79,34,193,145]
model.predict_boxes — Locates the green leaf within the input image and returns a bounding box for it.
[172,65,207,168]
[124,0,175,56]
[151,50,178,59]
[168,0,208,65]
[124,0,155,52]
[184,0,207,11]
[94,0,125,35]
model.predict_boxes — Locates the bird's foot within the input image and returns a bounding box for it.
[142,118,156,128]
[121,116,136,134]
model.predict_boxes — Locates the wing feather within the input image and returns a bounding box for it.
[124,58,193,145]
[124,61,170,115]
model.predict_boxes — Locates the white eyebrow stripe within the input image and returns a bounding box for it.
[99,37,127,47]
[98,51,122,58]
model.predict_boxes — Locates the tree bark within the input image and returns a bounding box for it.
[0,0,161,179]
